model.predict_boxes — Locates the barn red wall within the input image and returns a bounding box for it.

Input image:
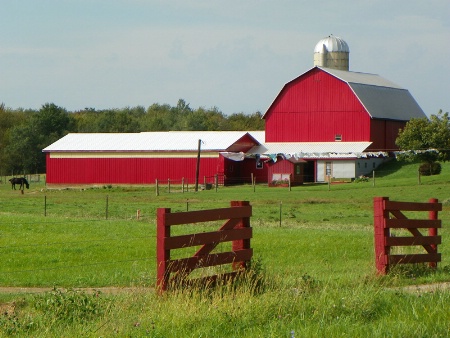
[45,154,224,185]
[241,158,268,183]
[368,120,406,151]
[268,160,293,181]
[264,68,371,143]
[223,157,268,184]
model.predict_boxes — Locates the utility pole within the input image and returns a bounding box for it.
[195,139,201,192]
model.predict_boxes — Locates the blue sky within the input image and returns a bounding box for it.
[1,1,449,117]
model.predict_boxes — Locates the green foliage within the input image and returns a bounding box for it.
[33,288,108,323]
[396,110,450,163]
[354,175,369,183]
[419,161,442,176]
[0,99,264,175]
[2,103,72,173]
[0,299,36,336]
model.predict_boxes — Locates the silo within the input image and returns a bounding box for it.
[313,35,349,71]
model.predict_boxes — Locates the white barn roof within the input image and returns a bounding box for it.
[43,131,265,153]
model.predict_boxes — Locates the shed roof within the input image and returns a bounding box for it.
[248,142,373,159]
[264,67,426,121]
[43,131,265,153]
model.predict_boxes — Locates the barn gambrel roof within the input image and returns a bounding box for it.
[42,131,265,153]
[264,66,426,121]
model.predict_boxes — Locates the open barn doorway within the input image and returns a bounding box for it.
[303,161,315,183]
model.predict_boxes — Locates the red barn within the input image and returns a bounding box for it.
[257,35,426,183]
[263,66,425,150]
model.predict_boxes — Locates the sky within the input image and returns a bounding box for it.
[1,1,449,117]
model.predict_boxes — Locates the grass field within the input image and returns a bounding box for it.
[1,159,450,337]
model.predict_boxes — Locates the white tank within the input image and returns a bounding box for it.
[313,35,349,71]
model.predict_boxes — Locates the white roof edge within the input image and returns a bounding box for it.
[43,131,265,153]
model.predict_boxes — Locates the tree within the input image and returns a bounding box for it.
[0,106,36,175]
[227,111,265,130]
[396,110,450,164]
[4,123,41,174]
[4,103,72,173]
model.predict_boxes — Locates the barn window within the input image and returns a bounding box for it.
[255,154,263,169]
[335,134,342,141]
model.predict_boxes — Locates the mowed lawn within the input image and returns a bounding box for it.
[1,159,450,337]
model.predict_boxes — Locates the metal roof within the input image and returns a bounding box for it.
[248,142,372,159]
[314,35,349,53]
[43,131,265,153]
[320,67,402,88]
[320,67,426,120]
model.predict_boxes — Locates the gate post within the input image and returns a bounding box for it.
[231,201,251,270]
[428,198,439,268]
[157,208,171,291]
[374,197,390,274]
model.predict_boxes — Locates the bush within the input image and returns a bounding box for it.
[33,288,108,323]
[419,162,442,176]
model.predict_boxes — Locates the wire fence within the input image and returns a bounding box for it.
[0,165,443,291]
[0,218,158,289]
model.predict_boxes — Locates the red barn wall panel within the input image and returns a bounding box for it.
[385,120,405,151]
[369,120,386,151]
[268,160,293,179]
[266,160,302,184]
[264,68,371,143]
[241,158,268,183]
[46,156,224,185]
[369,120,406,151]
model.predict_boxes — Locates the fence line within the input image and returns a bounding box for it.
[0,235,156,250]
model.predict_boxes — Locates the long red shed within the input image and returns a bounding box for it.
[43,131,267,187]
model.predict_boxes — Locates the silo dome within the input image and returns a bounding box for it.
[314,35,349,53]
[313,35,350,71]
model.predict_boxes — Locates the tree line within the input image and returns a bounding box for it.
[0,99,265,175]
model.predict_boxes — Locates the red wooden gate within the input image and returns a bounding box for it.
[374,197,442,274]
[157,201,252,291]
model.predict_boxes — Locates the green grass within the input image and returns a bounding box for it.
[1,159,450,337]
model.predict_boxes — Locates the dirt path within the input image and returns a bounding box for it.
[394,282,450,293]
[1,282,450,295]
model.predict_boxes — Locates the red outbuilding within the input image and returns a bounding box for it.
[43,131,267,187]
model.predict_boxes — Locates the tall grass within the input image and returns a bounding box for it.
[1,159,450,336]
